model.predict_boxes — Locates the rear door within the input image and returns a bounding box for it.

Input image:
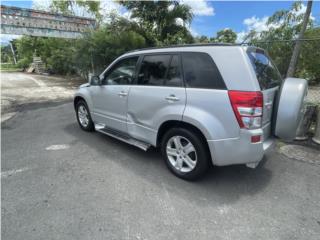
[247,48,308,141]
[247,48,282,139]
[127,54,186,144]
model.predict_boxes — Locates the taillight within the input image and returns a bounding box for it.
[228,91,263,129]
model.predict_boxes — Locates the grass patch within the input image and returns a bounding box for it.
[1,63,22,72]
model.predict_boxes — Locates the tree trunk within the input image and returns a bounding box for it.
[286,0,313,77]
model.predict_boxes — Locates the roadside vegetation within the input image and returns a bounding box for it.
[0,63,22,72]
[1,0,319,84]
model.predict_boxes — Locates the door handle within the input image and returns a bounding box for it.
[118,91,128,97]
[165,95,179,102]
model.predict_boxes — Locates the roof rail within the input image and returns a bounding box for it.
[126,43,242,53]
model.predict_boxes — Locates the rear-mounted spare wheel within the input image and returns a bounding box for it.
[275,78,308,141]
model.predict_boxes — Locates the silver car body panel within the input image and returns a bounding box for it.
[182,89,239,140]
[75,45,305,167]
[90,85,130,133]
[75,84,94,113]
[127,86,186,145]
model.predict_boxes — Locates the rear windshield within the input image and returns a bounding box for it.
[247,49,282,90]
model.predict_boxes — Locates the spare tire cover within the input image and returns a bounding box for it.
[275,78,308,141]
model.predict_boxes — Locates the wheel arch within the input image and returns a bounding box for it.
[74,96,86,110]
[74,90,93,113]
[156,120,208,148]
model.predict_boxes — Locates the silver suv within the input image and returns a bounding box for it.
[74,44,307,180]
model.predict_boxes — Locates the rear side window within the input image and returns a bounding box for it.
[181,52,226,89]
[138,55,171,86]
[247,49,282,90]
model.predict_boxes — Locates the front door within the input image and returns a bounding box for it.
[91,56,139,133]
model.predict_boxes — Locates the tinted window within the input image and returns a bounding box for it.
[182,52,226,89]
[247,50,282,90]
[138,55,171,86]
[165,55,183,87]
[103,57,138,85]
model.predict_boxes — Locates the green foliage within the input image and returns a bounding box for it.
[1,45,14,63]
[214,29,237,43]
[195,35,210,43]
[12,0,194,77]
[14,26,145,76]
[15,36,41,68]
[52,0,101,20]
[15,36,76,74]
[119,0,194,45]
[245,1,319,84]
[195,29,238,44]
[74,22,146,78]
[297,28,320,84]
[44,38,76,74]
[17,57,31,69]
[0,63,21,71]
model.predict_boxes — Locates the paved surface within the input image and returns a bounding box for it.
[1,72,320,240]
[307,86,320,104]
[1,72,85,121]
[280,144,320,165]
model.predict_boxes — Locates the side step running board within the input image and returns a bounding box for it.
[95,124,151,151]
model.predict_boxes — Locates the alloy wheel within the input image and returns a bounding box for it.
[78,105,89,127]
[166,135,197,173]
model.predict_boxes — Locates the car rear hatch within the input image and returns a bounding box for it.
[246,48,282,140]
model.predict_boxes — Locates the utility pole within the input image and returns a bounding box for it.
[9,41,17,65]
[286,0,313,77]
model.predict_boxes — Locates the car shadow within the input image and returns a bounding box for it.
[64,122,273,205]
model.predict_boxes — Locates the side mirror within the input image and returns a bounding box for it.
[90,75,101,86]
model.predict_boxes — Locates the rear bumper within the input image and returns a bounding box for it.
[207,129,275,166]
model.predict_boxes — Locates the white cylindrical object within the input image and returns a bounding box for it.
[312,106,320,144]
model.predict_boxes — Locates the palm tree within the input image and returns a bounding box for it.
[119,1,193,43]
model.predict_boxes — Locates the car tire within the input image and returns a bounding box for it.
[76,100,94,132]
[161,128,210,180]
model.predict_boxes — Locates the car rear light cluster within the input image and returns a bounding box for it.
[228,91,263,130]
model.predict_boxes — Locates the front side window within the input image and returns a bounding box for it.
[137,55,171,86]
[102,56,139,85]
[181,52,226,89]
[247,49,282,90]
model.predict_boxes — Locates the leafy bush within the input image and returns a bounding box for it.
[14,36,75,74]
[17,58,31,69]
[74,26,146,79]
